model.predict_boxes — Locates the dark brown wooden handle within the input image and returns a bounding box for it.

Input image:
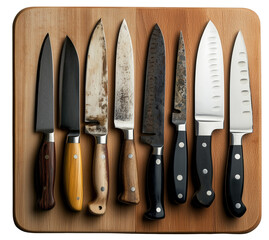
[36,140,56,210]
[118,139,140,204]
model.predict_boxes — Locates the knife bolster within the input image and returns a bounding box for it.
[66,133,80,143]
[230,132,244,145]
[195,120,223,136]
[123,129,134,140]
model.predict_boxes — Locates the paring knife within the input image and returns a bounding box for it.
[141,24,165,220]
[225,31,252,218]
[85,19,109,215]
[115,19,140,205]
[193,21,224,207]
[170,31,188,204]
[59,36,83,211]
[35,34,55,210]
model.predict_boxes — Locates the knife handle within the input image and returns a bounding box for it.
[171,129,188,203]
[88,136,109,215]
[225,144,246,217]
[192,135,215,207]
[63,136,83,211]
[36,133,56,210]
[144,147,165,220]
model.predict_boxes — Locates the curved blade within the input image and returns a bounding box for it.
[172,31,187,125]
[114,19,134,130]
[85,19,108,135]
[59,36,80,132]
[35,34,54,133]
[230,31,253,133]
[141,24,165,147]
[195,21,224,123]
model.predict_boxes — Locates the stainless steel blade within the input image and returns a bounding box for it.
[172,31,187,126]
[85,19,108,136]
[230,31,253,133]
[114,19,134,131]
[35,34,54,133]
[195,21,224,135]
[59,36,80,132]
[141,24,165,147]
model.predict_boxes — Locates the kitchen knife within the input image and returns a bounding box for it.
[225,31,252,218]
[115,19,140,205]
[193,21,224,207]
[35,34,55,210]
[85,19,109,215]
[59,36,83,211]
[170,31,188,204]
[141,24,165,220]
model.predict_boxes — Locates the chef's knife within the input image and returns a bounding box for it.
[85,19,109,215]
[141,24,165,220]
[171,31,188,204]
[225,31,252,218]
[193,21,224,207]
[35,34,55,210]
[59,36,83,211]
[115,19,140,205]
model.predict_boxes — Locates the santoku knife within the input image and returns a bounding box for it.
[170,31,188,204]
[35,34,55,210]
[193,21,224,207]
[85,19,109,215]
[225,31,253,218]
[59,36,83,211]
[141,24,165,220]
[115,19,140,205]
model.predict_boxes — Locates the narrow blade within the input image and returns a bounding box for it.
[172,31,187,125]
[195,21,224,123]
[114,19,134,130]
[59,36,80,132]
[85,19,108,135]
[230,31,253,133]
[35,34,54,133]
[141,24,165,147]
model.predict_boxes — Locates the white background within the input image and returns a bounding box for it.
[1,0,268,239]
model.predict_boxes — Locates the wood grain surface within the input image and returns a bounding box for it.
[13,7,261,233]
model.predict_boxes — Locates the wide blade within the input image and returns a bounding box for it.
[114,19,134,130]
[59,36,80,132]
[85,19,108,135]
[172,31,187,125]
[230,31,253,133]
[195,21,224,123]
[35,34,54,133]
[141,24,165,147]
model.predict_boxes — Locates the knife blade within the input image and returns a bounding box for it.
[115,19,140,205]
[193,21,224,207]
[85,19,109,215]
[59,36,83,211]
[225,31,253,217]
[170,31,188,204]
[35,34,55,210]
[141,24,165,220]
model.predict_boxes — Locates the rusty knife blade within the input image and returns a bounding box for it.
[85,19,108,136]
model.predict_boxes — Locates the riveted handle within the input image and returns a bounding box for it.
[63,142,83,211]
[225,144,246,217]
[192,135,215,207]
[88,142,109,215]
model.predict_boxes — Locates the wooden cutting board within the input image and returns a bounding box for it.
[13,7,261,233]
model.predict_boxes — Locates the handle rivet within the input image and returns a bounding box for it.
[179,142,185,148]
[235,203,241,209]
[206,190,212,196]
[177,175,183,181]
[235,154,241,160]
[178,193,183,199]
[128,153,133,159]
[76,197,80,200]
[156,207,161,213]
[73,154,78,159]
[101,186,105,192]
[202,142,207,147]
[44,155,49,160]
[101,154,105,159]
[203,168,208,174]
[156,159,161,165]
[130,187,135,192]
[235,174,241,180]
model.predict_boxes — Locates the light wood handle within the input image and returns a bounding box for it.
[88,143,109,215]
[63,142,83,211]
[118,139,140,204]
